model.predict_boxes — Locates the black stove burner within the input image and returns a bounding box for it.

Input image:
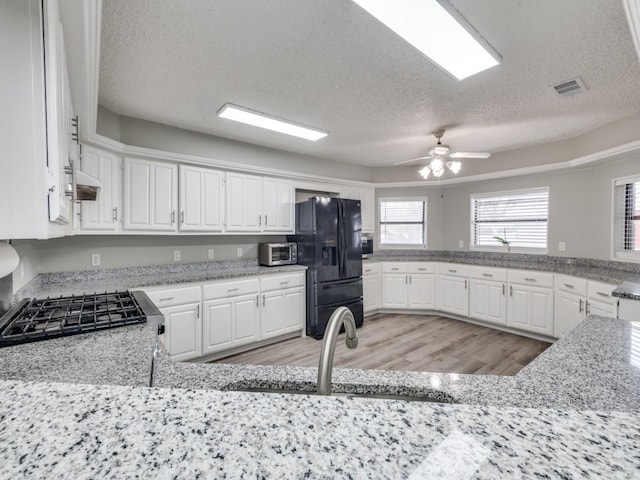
[0,291,147,347]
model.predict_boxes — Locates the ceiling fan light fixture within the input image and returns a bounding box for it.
[433,144,450,155]
[217,103,328,141]
[419,166,431,178]
[446,160,462,174]
[352,0,501,80]
[430,156,445,171]
[432,167,445,178]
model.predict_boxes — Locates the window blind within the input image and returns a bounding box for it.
[615,180,640,254]
[379,199,426,245]
[472,189,549,250]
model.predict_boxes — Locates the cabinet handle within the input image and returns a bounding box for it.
[579,299,583,313]
[181,211,184,223]
[596,292,610,298]
[409,275,412,285]
[510,286,513,297]
[563,283,575,289]
[259,214,262,226]
[196,304,200,318]
[417,268,426,271]
[391,268,399,271]
[227,288,240,293]
[159,297,174,302]
[112,207,118,222]
[280,281,290,286]
[464,279,467,289]
[448,269,457,273]
[502,284,505,296]
[524,278,536,282]
[256,295,259,307]
[265,214,268,225]
[482,273,493,278]
[262,294,265,306]
[586,300,591,315]
[171,210,176,224]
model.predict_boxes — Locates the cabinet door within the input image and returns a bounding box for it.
[81,147,121,231]
[507,284,531,331]
[161,302,201,361]
[261,287,304,339]
[234,294,262,343]
[179,165,225,232]
[469,280,507,325]
[587,299,618,318]
[407,274,436,309]
[508,284,554,336]
[381,274,407,308]
[363,274,380,313]
[438,275,469,316]
[226,173,262,231]
[263,178,293,232]
[202,299,234,355]
[360,187,376,234]
[554,292,585,338]
[123,158,178,231]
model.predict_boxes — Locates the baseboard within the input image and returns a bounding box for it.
[197,330,305,363]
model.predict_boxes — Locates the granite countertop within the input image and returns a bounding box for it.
[2,259,640,477]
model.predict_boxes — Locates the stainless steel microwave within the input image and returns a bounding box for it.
[258,242,298,266]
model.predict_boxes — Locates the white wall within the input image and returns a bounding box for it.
[375,153,640,260]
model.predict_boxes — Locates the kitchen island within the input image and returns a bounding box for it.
[1,259,640,478]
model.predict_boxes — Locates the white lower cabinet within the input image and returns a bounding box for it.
[380,262,436,310]
[469,266,508,326]
[260,273,305,339]
[363,263,380,314]
[408,274,436,309]
[143,284,203,361]
[381,273,407,308]
[554,291,585,338]
[507,273,554,336]
[202,294,260,355]
[437,263,469,317]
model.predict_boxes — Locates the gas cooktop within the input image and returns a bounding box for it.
[0,291,147,347]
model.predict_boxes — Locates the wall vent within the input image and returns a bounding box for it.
[552,77,587,97]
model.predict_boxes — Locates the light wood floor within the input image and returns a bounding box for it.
[215,313,551,376]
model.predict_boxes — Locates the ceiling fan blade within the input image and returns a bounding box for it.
[392,155,433,166]
[449,151,491,159]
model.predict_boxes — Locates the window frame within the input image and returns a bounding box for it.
[612,174,640,263]
[469,187,550,254]
[378,196,428,250]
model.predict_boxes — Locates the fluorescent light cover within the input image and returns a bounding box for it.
[352,0,500,80]
[217,104,328,141]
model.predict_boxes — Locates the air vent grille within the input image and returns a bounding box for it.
[552,77,587,97]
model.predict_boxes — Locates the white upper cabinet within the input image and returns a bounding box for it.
[226,172,262,232]
[340,185,375,233]
[179,165,225,232]
[80,146,121,232]
[263,178,293,232]
[123,158,178,231]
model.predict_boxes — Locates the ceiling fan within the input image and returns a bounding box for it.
[393,129,491,178]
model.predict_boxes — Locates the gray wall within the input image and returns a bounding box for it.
[376,153,640,260]
[96,105,121,141]
[13,235,285,274]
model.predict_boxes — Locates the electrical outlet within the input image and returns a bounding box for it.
[174,250,181,261]
[237,247,243,258]
[458,240,464,249]
[208,248,215,260]
[558,241,566,252]
[91,253,101,267]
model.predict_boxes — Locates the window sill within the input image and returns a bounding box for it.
[613,252,640,263]
[378,244,428,250]
[470,246,548,255]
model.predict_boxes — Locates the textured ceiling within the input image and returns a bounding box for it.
[99,0,640,168]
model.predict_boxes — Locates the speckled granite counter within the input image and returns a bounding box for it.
[2,258,640,477]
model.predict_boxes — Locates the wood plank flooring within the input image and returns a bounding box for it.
[215,313,551,376]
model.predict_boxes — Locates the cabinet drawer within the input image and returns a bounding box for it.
[587,280,617,302]
[437,263,470,277]
[381,262,407,273]
[407,262,436,274]
[203,278,260,300]
[469,266,507,282]
[363,263,380,276]
[260,272,305,292]
[508,270,554,288]
[556,274,587,296]
[145,285,202,307]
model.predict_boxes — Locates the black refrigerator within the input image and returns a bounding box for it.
[289,197,364,339]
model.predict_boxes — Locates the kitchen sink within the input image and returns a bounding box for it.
[233,387,458,403]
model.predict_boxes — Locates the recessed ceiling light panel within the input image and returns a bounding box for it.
[352,0,500,80]
[217,103,328,141]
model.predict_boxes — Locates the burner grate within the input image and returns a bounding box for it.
[0,291,147,347]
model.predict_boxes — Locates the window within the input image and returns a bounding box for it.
[379,198,427,248]
[471,187,549,252]
[613,176,640,261]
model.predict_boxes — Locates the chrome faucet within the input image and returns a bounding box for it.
[317,306,359,395]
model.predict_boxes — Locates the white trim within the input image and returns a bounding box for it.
[378,196,428,249]
[614,174,640,186]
